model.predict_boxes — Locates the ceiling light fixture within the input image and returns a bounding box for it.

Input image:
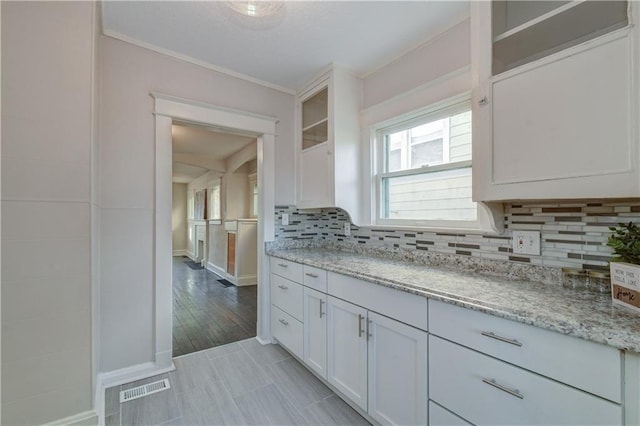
[223,1,286,30]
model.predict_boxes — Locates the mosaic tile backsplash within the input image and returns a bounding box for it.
[274,200,640,272]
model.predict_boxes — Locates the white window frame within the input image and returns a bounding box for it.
[372,94,490,231]
[208,178,222,221]
[248,172,258,218]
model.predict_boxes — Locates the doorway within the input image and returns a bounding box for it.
[171,122,259,356]
[152,93,276,371]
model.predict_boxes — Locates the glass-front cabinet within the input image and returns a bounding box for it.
[296,66,361,220]
[472,1,639,201]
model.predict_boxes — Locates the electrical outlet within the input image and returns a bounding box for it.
[282,213,289,226]
[344,222,351,236]
[512,230,541,256]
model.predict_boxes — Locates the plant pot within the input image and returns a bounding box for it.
[610,262,640,312]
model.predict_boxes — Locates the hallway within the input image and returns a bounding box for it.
[173,257,257,357]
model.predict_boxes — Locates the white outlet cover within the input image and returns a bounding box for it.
[282,213,289,226]
[512,230,541,256]
[344,222,351,236]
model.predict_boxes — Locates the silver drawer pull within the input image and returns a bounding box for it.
[305,272,319,278]
[482,378,524,399]
[319,299,325,318]
[278,318,289,326]
[481,331,523,347]
[358,314,365,338]
[277,284,288,290]
[277,263,288,268]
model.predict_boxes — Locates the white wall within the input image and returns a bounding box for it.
[362,19,470,109]
[99,36,294,373]
[172,183,188,253]
[225,163,250,220]
[2,2,96,424]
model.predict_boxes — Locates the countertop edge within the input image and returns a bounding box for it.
[267,248,639,353]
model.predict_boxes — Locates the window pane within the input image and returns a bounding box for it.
[383,109,471,173]
[411,139,443,168]
[382,167,476,221]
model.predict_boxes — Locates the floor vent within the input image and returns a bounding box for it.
[120,379,170,403]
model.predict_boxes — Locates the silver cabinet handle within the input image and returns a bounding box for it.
[278,318,289,326]
[482,378,524,399]
[277,284,288,290]
[358,314,365,338]
[367,319,373,341]
[305,272,319,278]
[479,96,488,106]
[481,331,523,347]
[319,299,325,318]
[277,263,288,268]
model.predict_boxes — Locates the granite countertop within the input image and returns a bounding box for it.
[266,246,640,353]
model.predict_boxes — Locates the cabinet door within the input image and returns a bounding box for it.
[326,296,368,411]
[367,312,428,426]
[303,287,327,379]
[298,142,333,209]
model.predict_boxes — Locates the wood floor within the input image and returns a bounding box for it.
[172,256,257,357]
[105,339,370,426]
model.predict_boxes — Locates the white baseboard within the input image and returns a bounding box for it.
[186,251,195,261]
[236,274,257,286]
[172,249,187,257]
[206,262,226,277]
[45,410,98,426]
[255,335,273,345]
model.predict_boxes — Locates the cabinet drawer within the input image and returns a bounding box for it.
[270,257,303,283]
[270,274,303,321]
[303,265,327,292]
[429,336,622,426]
[429,299,621,403]
[271,305,303,359]
[328,272,428,331]
[429,401,472,426]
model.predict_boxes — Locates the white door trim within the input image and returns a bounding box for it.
[152,93,276,369]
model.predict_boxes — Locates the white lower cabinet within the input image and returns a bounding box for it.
[326,295,428,425]
[428,402,472,426]
[429,335,622,425]
[303,287,327,379]
[270,305,303,359]
[326,296,368,410]
[367,311,428,426]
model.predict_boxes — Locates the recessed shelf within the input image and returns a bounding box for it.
[302,117,328,133]
[492,0,628,75]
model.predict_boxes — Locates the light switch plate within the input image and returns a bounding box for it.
[512,230,541,256]
[282,213,289,226]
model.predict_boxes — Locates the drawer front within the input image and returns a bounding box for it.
[328,272,428,331]
[429,401,472,426]
[271,305,303,359]
[270,274,303,321]
[429,299,621,403]
[270,257,303,283]
[303,265,328,292]
[429,336,622,426]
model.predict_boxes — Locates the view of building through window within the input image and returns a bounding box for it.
[380,107,477,222]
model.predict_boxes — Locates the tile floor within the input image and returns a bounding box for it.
[105,338,370,426]
[172,257,257,357]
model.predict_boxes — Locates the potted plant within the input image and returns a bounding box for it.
[607,222,640,311]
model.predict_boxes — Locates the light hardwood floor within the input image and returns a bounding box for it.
[105,339,370,425]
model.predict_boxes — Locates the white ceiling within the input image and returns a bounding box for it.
[172,123,257,183]
[101,1,470,91]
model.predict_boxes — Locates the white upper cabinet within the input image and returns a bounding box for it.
[296,66,362,220]
[472,1,640,201]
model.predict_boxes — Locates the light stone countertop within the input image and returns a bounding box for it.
[266,246,640,353]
